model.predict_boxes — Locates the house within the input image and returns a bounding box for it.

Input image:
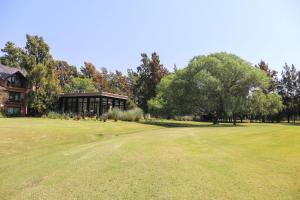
[0,63,29,115]
[59,92,128,116]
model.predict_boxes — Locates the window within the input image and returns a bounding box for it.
[114,100,119,108]
[95,98,100,115]
[120,101,125,110]
[7,107,20,114]
[83,98,88,114]
[8,92,21,102]
[89,98,95,114]
[102,97,107,113]
[7,75,23,87]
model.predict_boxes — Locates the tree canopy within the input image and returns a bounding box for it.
[149,52,283,124]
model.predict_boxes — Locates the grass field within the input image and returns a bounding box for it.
[0,118,299,200]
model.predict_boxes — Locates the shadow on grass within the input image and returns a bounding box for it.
[279,122,300,126]
[139,120,242,128]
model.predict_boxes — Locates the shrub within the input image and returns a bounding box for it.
[120,108,144,122]
[108,108,121,121]
[47,111,62,119]
[0,110,6,118]
[174,115,193,121]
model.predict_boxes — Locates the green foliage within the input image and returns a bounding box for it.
[0,110,6,118]
[150,52,270,124]
[108,107,144,122]
[249,90,284,121]
[108,108,121,121]
[1,35,61,115]
[135,52,169,112]
[47,111,62,119]
[0,41,24,67]
[64,77,97,93]
[121,108,144,121]
[126,99,137,110]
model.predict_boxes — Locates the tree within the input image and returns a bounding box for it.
[1,35,61,115]
[249,90,283,122]
[278,63,298,123]
[0,41,24,68]
[150,52,270,125]
[55,60,78,88]
[64,77,97,93]
[135,52,169,112]
[256,60,278,93]
[0,89,8,111]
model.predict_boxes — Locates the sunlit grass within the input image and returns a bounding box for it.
[0,118,299,199]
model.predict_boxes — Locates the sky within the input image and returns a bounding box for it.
[1,0,300,73]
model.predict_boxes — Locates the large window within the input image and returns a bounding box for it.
[114,100,119,108]
[102,97,107,114]
[83,98,88,114]
[120,101,125,110]
[95,98,100,116]
[89,98,95,114]
[7,107,20,114]
[8,92,21,102]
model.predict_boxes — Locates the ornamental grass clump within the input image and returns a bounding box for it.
[120,108,144,122]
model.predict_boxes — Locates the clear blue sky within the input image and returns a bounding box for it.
[1,0,300,73]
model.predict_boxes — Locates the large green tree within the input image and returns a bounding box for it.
[1,35,60,115]
[149,52,271,125]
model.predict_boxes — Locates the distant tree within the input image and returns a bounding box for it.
[64,77,97,93]
[278,63,298,123]
[256,60,278,93]
[80,62,97,79]
[136,52,169,112]
[0,41,24,68]
[55,60,78,88]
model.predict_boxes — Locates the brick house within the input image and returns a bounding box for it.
[0,63,29,115]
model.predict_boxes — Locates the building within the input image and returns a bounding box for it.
[59,92,128,116]
[0,63,128,117]
[0,63,29,115]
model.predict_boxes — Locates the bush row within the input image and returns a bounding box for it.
[108,107,144,122]
[46,108,144,122]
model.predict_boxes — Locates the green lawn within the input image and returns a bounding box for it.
[0,118,299,200]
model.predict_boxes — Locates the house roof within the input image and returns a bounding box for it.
[60,91,128,100]
[0,63,27,80]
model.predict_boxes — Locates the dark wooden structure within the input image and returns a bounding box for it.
[59,92,128,116]
[0,63,29,115]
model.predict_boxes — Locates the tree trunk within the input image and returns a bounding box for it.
[233,114,237,125]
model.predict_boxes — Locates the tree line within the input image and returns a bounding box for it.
[148,53,300,124]
[0,35,168,115]
[0,35,299,123]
